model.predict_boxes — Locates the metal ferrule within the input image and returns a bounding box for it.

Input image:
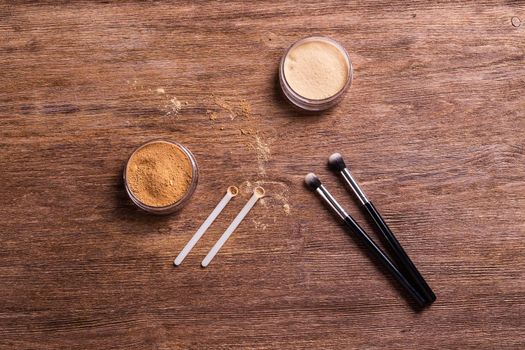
[316,185,348,220]
[341,168,369,205]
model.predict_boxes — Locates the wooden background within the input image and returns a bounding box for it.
[1,1,524,349]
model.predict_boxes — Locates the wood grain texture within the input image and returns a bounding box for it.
[0,1,524,349]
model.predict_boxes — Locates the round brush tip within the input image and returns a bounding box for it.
[304,173,322,190]
[328,152,346,171]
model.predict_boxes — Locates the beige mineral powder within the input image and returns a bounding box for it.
[283,39,349,100]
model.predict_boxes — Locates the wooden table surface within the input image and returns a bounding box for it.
[1,1,524,349]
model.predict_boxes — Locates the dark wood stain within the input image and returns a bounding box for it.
[0,1,524,349]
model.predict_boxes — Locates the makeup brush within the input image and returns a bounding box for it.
[305,173,427,307]
[328,153,436,304]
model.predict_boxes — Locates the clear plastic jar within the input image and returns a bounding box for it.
[123,139,199,215]
[279,36,353,112]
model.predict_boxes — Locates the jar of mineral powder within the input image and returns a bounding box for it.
[124,139,199,214]
[279,36,353,111]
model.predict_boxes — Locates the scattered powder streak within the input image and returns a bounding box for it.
[240,180,291,216]
[212,96,252,120]
[126,81,185,118]
[207,95,271,175]
[253,134,271,176]
[239,99,252,119]
[206,110,218,120]
[213,96,235,119]
[165,97,182,117]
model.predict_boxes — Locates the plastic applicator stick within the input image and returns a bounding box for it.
[174,186,239,266]
[201,187,265,267]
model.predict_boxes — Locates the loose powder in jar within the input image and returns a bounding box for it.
[283,39,350,100]
[126,141,193,207]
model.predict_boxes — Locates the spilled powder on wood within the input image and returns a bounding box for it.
[165,97,182,117]
[239,99,252,119]
[212,96,252,120]
[213,96,235,119]
[251,134,271,175]
[252,219,268,231]
[207,110,218,120]
[208,94,269,174]
[241,180,291,216]
[126,81,185,117]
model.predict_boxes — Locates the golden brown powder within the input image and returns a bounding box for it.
[126,141,193,207]
[206,110,218,120]
[239,99,252,118]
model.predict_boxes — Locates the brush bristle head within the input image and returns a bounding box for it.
[304,173,322,190]
[328,153,347,171]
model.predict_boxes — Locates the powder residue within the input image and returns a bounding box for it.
[239,180,253,195]
[126,141,193,207]
[240,128,253,135]
[239,99,252,119]
[213,96,235,119]
[207,94,267,173]
[252,219,268,231]
[128,81,184,117]
[283,40,349,100]
[240,180,290,215]
[207,110,218,120]
[165,97,182,117]
[253,134,271,175]
[212,96,252,120]
[254,135,270,162]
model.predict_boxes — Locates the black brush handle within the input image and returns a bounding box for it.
[364,201,436,304]
[343,216,427,307]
